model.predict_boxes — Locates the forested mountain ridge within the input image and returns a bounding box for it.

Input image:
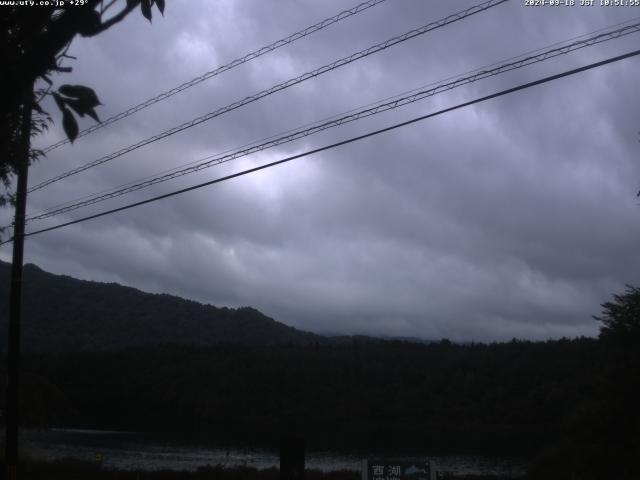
[0,260,322,352]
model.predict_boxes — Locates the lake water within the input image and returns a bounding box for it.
[9,429,527,477]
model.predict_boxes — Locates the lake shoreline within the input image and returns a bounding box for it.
[1,428,527,477]
[13,459,521,480]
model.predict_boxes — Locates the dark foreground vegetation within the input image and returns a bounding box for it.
[1,318,638,480]
[2,339,597,455]
[3,460,515,480]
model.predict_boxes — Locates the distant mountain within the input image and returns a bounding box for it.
[0,261,322,352]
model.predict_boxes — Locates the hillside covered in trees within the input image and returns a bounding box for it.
[0,261,321,352]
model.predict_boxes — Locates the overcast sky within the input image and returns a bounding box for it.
[2,0,640,341]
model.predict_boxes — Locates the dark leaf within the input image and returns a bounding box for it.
[65,98,87,118]
[64,99,101,125]
[58,85,102,108]
[155,0,165,15]
[62,108,79,143]
[52,93,66,112]
[32,102,46,115]
[29,148,45,164]
[77,9,102,37]
[86,108,101,124]
[141,0,152,21]
[31,117,50,136]
[41,75,53,85]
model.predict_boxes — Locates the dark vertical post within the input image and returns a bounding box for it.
[280,436,305,480]
[4,85,32,480]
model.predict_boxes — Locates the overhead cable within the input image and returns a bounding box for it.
[28,15,640,220]
[4,47,637,245]
[25,20,640,222]
[40,0,391,153]
[28,0,509,193]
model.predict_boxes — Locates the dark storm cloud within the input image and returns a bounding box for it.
[3,0,640,341]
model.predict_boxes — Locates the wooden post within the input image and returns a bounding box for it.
[4,84,32,480]
[280,436,305,480]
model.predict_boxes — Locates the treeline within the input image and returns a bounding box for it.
[1,338,599,456]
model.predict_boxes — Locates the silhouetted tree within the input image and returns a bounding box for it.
[0,0,166,211]
[595,285,640,343]
[575,285,640,480]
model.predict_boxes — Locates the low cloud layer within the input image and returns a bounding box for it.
[3,0,640,341]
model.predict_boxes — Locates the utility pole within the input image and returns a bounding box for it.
[4,84,33,480]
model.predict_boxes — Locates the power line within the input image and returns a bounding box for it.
[24,20,640,223]
[27,15,640,221]
[28,0,508,194]
[5,47,637,245]
[40,0,391,153]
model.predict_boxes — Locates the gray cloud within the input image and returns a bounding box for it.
[3,0,640,341]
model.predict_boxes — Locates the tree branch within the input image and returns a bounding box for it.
[95,0,140,34]
[101,0,119,15]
